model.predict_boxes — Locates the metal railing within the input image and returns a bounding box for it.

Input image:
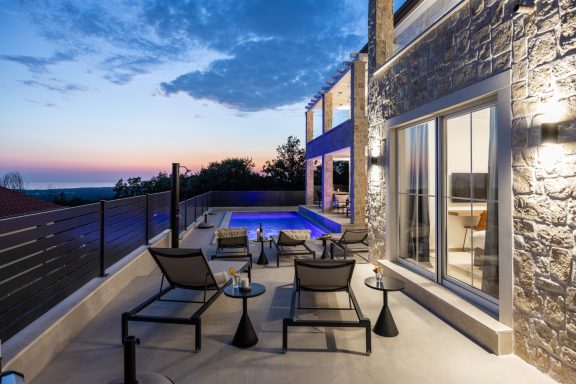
[0,190,302,342]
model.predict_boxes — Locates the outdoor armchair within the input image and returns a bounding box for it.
[121,247,249,352]
[330,228,369,261]
[212,227,252,267]
[271,229,316,267]
[332,194,349,214]
[282,259,371,355]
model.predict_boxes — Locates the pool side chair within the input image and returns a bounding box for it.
[212,227,252,268]
[282,259,371,355]
[330,228,369,262]
[121,247,249,352]
[272,229,316,268]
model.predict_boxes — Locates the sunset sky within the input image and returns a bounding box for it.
[0,1,406,189]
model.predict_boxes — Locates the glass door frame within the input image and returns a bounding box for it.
[394,102,500,315]
[438,102,499,315]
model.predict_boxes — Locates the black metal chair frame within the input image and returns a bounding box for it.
[282,259,371,355]
[272,231,316,268]
[211,235,252,268]
[330,229,369,262]
[121,247,249,352]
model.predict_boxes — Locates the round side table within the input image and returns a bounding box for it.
[224,283,266,348]
[364,276,405,337]
[253,238,271,265]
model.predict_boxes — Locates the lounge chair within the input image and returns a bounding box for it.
[332,194,349,214]
[121,247,249,352]
[282,259,371,355]
[330,228,369,261]
[272,229,316,267]
[211,227,252,267]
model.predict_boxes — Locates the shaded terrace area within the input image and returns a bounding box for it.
[28,208,554,384]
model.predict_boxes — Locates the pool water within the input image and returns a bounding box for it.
[228,211,328,240]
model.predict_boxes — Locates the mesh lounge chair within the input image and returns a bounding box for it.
[122,247,249,352]
[330,228,369,261]
[282,259,371,355]
[271,229,316,267]
[211,227,252,267]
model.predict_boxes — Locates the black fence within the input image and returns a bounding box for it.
[211,190,304,206]
[0,190,300,342]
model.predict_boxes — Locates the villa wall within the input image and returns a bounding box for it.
[368,0,576,382]
[510,1,576,382]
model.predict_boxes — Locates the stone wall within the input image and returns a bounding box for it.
[511,0,576,382]
[368,0,576,382]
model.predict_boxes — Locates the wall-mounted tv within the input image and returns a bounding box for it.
[451,173,488,201]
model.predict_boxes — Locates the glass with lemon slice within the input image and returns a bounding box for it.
[229,267,240,288]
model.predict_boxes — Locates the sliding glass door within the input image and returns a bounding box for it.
[444,106,499,299]
[396,105,499,304]
[397,120,436,274]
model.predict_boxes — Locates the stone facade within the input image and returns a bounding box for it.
[511,1,576,382]
[351,60,368,225]
[368,0,576,382]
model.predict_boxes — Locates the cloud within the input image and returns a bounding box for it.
[1,51,76,74]
[6,0,367,110]
[20,78,89,94]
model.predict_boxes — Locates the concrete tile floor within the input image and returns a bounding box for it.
[29,210,557,384]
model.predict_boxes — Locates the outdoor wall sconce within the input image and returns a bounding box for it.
[541,122,559,145]
[513,2,535,14]
[370,156,378,165]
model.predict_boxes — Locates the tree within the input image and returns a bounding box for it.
[262,136,305,189]
[192,158,262,194]
[113,172,172,199]
[1,171,25,192]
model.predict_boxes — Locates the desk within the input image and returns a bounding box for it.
[447,206,486,217]
[364,276,404,337]
[224,283,265,348]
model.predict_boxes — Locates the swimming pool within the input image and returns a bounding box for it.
[228,211,329,240]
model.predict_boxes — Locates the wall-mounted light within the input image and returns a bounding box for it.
[513,2,535,14]
[370,156,378,165]
[541,122,559,145]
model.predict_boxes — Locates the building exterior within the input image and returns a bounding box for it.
[365,0,575,382]
[304,46,369,228]
[0,186,61,218]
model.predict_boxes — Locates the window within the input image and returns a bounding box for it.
[395,105,499,303]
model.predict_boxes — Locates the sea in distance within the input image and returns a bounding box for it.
[24,181,115,202]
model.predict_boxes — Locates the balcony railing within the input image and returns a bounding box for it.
[0,190,303,342]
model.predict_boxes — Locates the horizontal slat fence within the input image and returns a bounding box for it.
[210,191,304,207]
[0,190,300,341]
[103,196,146,269]
[0,204,101,341]
[148,192,170,239]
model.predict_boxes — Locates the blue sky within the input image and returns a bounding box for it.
[0,1,372,188]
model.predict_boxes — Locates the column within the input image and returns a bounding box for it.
[321,154,333,212]
[322,93,333,134]
[368,0,394,75]
[305,159,314,205]
[350,59,368,225]
[306,110,314,143]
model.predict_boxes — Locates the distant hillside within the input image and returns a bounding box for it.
[25,187,114,203]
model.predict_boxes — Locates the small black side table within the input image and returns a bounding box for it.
[317,235,332,259]
[253,238,272,265]
[224,283,266,348]
[364,276,405,337]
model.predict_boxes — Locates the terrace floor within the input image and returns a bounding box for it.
[29,209,556,384]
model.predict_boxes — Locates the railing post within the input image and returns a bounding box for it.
[184,199,188,229]
[145,193,150,244]
[170,163,180,248]
[99,200,106,277]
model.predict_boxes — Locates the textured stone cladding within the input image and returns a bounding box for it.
[511,0,576,382]
[368,0,576,381]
